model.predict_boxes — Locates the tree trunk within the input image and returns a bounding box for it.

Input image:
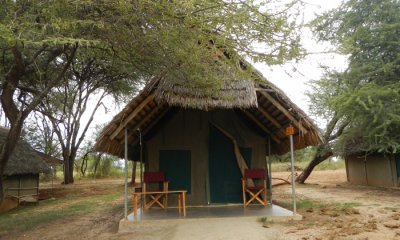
[0,120,24,200]
[295,144,333,183]
[93,153,102,177]
[130,161,137,185]
[63,154,76,184]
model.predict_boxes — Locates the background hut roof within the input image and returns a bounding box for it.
[95,68,323,158]
[0,127,51,176]
[34,150,63,166]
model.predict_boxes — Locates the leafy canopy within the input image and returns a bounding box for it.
[1,0,303,94]
[311,0,400,153]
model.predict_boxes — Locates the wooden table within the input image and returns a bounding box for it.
[133,190,187,217]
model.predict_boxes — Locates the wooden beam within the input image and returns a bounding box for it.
[132,108,171,146]
[258,91,308,134]
[110,94,154,140]
[119,104,166,144]
[131,104,165,133]
[257,107,283,130]
[242,110,281,144]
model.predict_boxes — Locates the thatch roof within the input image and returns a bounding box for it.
[0,127,51,176]
[34,150,63,166]
[95,65,323,158]
[155,77,258,110]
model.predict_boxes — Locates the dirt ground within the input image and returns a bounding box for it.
[2,170,400,240]
[272,170,400,240]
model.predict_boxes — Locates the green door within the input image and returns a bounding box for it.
[208,125,251,203]
[159,150,191,193]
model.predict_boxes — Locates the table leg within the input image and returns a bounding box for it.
[182,192,187,217]
[133,194,138,218]
[178,194,182,215]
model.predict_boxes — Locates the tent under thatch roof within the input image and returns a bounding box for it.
[0,127,51,176]
[95,68,323,157]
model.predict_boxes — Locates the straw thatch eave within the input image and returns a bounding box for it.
[0,127,51,176]
[34,150,63,166]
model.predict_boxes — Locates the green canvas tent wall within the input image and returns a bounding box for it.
[95,72,323,205]
[345,153,400,187]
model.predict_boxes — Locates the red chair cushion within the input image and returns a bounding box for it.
[244,169,265,179]
[144,172,165,182]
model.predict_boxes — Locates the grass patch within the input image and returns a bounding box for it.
[384,206,400,211]
[0,191,121,235]
[276,199,361,211]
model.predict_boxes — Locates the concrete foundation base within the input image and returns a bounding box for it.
[119,204,302,233]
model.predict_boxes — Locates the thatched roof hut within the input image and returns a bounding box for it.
[94,62,323,205]
[0,127,50,176]
[95,73,323,157]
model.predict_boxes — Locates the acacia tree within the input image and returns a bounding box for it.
[1,0,304,198]
[39,53,137,184]
[297,0,400,183]
[296,71,350,183]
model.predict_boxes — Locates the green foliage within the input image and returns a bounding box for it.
[310,0,400,154]
[1,0,303,94]
[277,199,362,211]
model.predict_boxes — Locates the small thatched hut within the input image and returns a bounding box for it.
[0,127,50,202]
[95,70,323,205]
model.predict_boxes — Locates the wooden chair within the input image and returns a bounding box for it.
[143,171,169,210]
[242,168,267,207]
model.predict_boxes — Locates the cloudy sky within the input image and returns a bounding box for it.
[254,0,347,120]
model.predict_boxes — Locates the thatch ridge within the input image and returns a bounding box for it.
[0,127,51,176]
[155,78,257,109]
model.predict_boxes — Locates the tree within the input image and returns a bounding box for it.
[38,52,138,184]
[1,0,303,199]
[297,0,400,183]
[296,71,350,183]
[23,112,61,158]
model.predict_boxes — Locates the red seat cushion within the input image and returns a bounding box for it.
[244,169,265,179]
[144,172,165,182]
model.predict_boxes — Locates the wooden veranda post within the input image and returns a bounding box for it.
[124,128,128,219]
[286,125,297,215]
[267,136,272,205]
